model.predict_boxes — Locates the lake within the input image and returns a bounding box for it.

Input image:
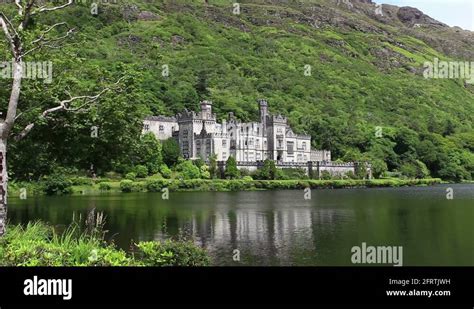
[7,184,474,266]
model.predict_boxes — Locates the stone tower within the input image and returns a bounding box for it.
[200,100,212,120]
[267,114,288,161]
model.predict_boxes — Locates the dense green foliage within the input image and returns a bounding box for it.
[209,154,218,179]
[256,159,278,180]
[0,221,210,266]
[8,174,443,196]
[225,156,240,179]
[175,159,201,179]
[120,179,135,193]
[134,240,210,266]
[1,0,472,182]
[161,138,181,167]
[143,177,443,192]
[135,133,163,175]
[42,168,74,195]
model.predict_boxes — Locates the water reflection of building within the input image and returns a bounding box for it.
[154,194,355,265]
[209,208,316,264]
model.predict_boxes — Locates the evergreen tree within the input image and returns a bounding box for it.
[162,138,181,167]
[209,154,218,179]
[225,156,240,179]
[193,156,205,169]
[136,132,163,175]
[259,159,277,180]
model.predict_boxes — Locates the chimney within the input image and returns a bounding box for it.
[222,119,227,134]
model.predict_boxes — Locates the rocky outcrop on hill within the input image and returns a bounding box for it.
[397,6,447,27]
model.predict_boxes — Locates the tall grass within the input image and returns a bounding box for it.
[0,210,210,266]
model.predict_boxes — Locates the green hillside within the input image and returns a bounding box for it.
[1,0,473,181]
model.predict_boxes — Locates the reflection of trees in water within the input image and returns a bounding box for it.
[8,185,473,265]
[9,192,343,265]
[9,192,347,265]
[199,191,319,265]
[197,191,359,265]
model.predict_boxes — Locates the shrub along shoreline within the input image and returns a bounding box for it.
[0,221,210,266]
[9,177,443,196]
[128,178,444,193]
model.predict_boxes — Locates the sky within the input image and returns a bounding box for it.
[373,0,474,31]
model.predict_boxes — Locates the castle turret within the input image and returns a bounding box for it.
[200,100,212,120]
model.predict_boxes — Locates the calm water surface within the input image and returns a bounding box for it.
[8,184,474,266]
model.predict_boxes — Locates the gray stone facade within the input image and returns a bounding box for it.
[143,99,372,178]
[143,99,325,163]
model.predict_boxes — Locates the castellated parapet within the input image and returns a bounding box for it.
[144,99,322,164]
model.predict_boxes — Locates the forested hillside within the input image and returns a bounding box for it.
[1,0,473,181]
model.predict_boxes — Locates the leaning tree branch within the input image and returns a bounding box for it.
[15,0,23,17]
[22,24,75,57]
[31,0,74,15]
[30,22,68,44]
[14,78,124,141]
[2,0,119,141]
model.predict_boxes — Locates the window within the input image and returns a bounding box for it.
[182,141,189,157]
[144,124,150,131]
[287,141,294,155]
[222,152,227,160]
[257,127,260,134]
[222,140,227,147]
[159,125,164,131]
[196,140,201,153]
[302,142,306,150]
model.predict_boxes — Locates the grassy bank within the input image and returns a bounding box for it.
[0,221,210,266]
[9,177,443,196]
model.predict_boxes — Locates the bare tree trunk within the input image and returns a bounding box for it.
[0,138,7,236]
[0,1,111,237]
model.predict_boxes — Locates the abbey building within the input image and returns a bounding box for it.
[143,99,331,163]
